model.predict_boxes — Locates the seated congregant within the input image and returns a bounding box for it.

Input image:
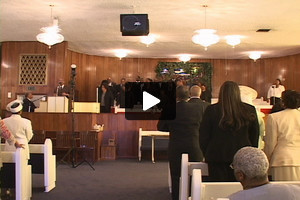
[228,147,300,200]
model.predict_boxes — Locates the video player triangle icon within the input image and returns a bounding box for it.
[142,91,160,111]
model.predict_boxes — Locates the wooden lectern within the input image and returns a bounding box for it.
[47,96,68,113]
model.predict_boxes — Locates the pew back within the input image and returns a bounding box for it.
[1,148,32,200]
[191,169,300,200]
[29,139,56,192]
[179,154,208,200]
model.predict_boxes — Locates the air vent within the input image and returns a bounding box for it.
[256,29,271,32]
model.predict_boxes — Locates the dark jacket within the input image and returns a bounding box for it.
[98,90,114,113]
[157,101,206,200]
[158,101,205,159]
[188,97,210,116]
[199,103,259,163]
[22,98,36,112]
[200,90,212,103]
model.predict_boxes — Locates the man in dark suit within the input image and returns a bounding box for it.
[54,79,70,97]
[188,85,210,112]
[157,86,206,200]
[116,78,126,108]
[22,92,37,112]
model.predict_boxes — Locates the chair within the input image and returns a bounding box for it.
[55,131,73,162]
[179,154,209,200]
[77,131,96,164]
[29,130,46,144]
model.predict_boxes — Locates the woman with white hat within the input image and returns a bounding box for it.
[3,100,33,159]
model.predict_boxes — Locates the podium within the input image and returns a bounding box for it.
[47,96,68,113]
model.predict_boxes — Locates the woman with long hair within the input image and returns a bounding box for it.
[200,81,259,181]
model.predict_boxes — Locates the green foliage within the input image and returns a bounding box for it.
[155,62,213,90]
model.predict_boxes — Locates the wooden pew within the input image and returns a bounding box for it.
[1,148,32,200]
[29,139,56,192]
[191,169,300,200]
[179,154,208,200]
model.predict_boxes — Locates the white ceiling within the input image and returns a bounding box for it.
[1,0,300,59]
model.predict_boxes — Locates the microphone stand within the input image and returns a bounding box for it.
[58,66,94,170]
[58,69,77,168]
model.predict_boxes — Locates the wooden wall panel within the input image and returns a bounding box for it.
[2,41,300,110]
[1,41,68,110]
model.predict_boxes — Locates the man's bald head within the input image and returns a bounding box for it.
[190,85,202,97]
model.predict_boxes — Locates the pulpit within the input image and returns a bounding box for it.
[47,96,68,113]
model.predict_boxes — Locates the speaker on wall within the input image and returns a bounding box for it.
[120,14,149,36]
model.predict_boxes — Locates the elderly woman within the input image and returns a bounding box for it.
[229,147,300,200]
[4,100,33,159]
[264,90,300,181]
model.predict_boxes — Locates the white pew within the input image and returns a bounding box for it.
[179,154,208,200]
[191,169,300,200]
[29,139,56,192]
[191,169,242,200]
[138,128,169,163]
[1,148,32,200]
[1,139,56,192]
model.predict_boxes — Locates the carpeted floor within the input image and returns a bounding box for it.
[31,159,171,200]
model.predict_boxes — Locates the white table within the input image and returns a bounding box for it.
[138,128,169,163]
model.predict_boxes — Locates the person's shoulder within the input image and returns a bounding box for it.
[268,183,300,194]
[227,190,245,200]
[20,117,31,123]
[270,108,294,118]
[242,102,256,110]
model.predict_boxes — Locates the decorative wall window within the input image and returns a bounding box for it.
[19,54,47,85]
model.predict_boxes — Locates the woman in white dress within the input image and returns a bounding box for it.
[264,90,300,181]
[3,100,33,159]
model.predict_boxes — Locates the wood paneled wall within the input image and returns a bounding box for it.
[1,41,300,110]
[1,41,69,110]
[21,112,158,158]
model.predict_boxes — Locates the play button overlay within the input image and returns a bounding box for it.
[125,82,176,120]
[143,91,160,111]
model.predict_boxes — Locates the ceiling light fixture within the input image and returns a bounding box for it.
[179,54,191,63]
[114,49,128,60]
[225,35,241,48]
[140,34,156,47]
[249,51,262,62]
[192,5,220,50]
[36,5,64,48]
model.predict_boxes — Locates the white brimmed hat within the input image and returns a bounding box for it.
[6,100,23,113]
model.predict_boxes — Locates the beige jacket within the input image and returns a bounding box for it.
[264,109,300,167]
[3,114,33,159]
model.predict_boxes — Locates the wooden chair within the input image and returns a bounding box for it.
[29,130,46,144]
[78,131,96,164]
[54,131,73,161]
